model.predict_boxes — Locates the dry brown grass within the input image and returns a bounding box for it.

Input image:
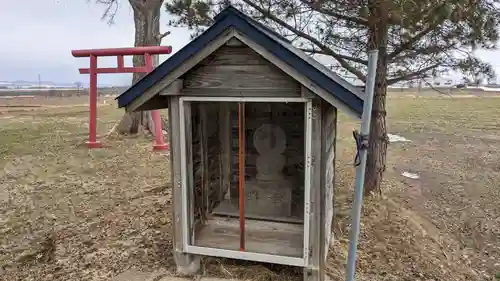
[330,96,500,281]
[0,96,499,281]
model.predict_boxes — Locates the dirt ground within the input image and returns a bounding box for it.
[0,95,499,281]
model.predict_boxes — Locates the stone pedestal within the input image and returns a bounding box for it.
[244,179,292,218]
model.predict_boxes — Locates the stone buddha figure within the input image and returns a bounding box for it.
[245,123,292,218]
[254,124,286,182]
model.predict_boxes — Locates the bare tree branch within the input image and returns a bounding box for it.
[95,0,119,24]
[156,31,171,41]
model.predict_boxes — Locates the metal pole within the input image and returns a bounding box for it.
[345,50,379,281]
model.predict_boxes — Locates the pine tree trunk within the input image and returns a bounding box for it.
[364,0,390,196]
[364,81,389,196]
[117,0,164,136]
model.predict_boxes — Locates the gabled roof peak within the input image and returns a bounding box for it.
[116,5,364,118]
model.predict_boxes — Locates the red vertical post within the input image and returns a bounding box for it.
[145,53,169,151]
[87,54,102,148]
[117,55,125,70]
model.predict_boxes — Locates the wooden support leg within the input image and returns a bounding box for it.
[303,267,324,281]
[174,252,200,275]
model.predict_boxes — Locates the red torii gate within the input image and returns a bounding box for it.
[71,46,172,151]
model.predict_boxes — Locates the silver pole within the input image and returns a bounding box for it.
[345,49,379,281]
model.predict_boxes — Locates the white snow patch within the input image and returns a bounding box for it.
[402,172,420,179]
[388,133,411,143]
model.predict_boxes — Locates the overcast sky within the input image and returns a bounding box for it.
[0,0,192,86]
[1,0,500,86]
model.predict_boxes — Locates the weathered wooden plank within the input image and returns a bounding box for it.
[212,199,304,223]
[183,64,300,93]
[225,37,244,47]
[169,97,200,273]
[135,95,169,111]
[192,104,216,233]
[198,45,269,66]
[199,104,209,218]
[181,88,300,97]
[158,79,184,96]
[321,104,337,264]
[304,99,324,281]
[169,96,183,252]
[231,30,360,119]
[191,103,203,224]
[192,102,224,222]
[219,103,232,201]
[301,85,316,99]
[195,217,304,257]
[204,104,223,212]
[184,101,195,241]
[127,28,237,112]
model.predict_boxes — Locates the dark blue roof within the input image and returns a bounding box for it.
[117,6,364,117]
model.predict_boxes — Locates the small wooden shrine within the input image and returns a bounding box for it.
[116,6,364,281]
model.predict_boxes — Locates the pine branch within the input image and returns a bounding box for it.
[299,47,368,65]
[387,2,452,59]
[387,62,441,84]
[388,24,441,60]
[391,44,454,63]
[299,0,369,26]
[241,0,367,81]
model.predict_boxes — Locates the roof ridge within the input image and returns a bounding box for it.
[212,5,238,22]
[213,5,291,44]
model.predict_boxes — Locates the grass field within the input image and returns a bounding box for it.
[0,95,499,281]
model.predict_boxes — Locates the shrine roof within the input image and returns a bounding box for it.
[116,5,365,118]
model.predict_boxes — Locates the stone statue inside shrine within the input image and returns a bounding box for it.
[244,123,292,218]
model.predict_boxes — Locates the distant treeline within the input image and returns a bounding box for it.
[0,87,127,97]
[1,86,496,98]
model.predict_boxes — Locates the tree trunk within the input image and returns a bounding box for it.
[364,0,390,196]
[117,0,164,136]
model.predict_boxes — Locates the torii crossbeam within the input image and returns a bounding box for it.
[71,46,172,151]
